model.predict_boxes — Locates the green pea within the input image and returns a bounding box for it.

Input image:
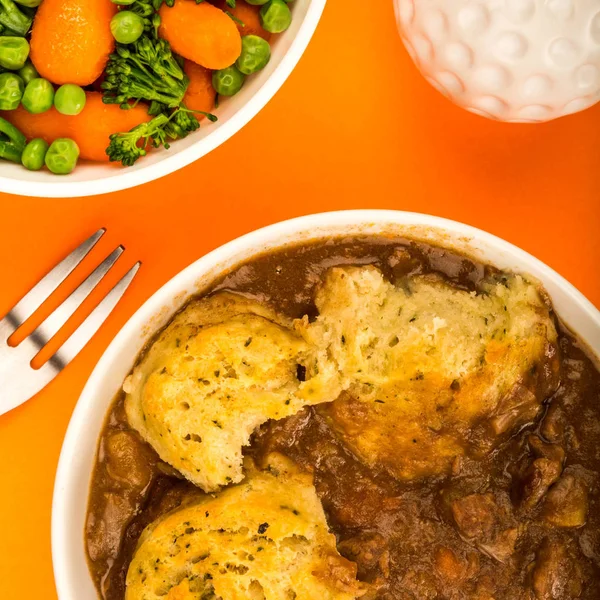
[212,66,245,97]
[45,138,79,175]
[0,37,30,70]
[260,0,292,33]
[245,0,269,4]
[236,35,271,75]
[54,84,86,116]
[18,62,38,85]
[110,11,145,44]
[22,78,54,114]
[0,72,24,110]
[21,138,49,171]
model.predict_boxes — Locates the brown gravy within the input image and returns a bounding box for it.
[85,237,600,600]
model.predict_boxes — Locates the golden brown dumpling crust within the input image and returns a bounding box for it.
[125,455,366,600]
[124,293,342,492]
[298,266,560,481]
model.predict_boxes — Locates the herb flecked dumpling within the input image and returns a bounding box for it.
[124,293,342,492]
[298,266,560,481]
[125,455,367,600]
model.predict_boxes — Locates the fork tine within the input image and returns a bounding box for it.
[1,229,105,334]
[29,246,124,349]
[51,261,141,368]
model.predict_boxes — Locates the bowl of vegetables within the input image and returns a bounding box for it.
[0,0,325,197]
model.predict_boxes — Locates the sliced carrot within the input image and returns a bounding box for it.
[183,61,216,117]
[211,0,271,40]
[2,92,151,162]
[159,0,242,70]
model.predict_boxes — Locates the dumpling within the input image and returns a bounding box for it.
[125,454,366,600]
[124,293,342,492]
[298,266,560,481]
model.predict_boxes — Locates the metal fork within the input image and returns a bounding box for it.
[0,229,140,416]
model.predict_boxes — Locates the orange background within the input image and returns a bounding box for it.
[0,1,599,598]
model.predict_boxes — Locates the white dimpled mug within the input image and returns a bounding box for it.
[394,0,600,122]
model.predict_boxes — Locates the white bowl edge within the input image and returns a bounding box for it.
[52,209,600,600]
[0,0,326,198]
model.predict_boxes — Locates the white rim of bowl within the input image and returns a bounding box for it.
[0,0,327,199]
[51,209,600,598]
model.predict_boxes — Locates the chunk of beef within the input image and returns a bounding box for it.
[478,527,520,563]
[528,435,565,464]
[451,493,497,539]
[542,474,589,528]
[401,568,439,599]
[540,403,566,443]
[517,436,564,509]
[490,384,542,437]
[450,493,519,563]
[86,492,135,562]
[434,546,479,586]
[434,547,464,584]
[473,574,500,600]
[530,539,583,599]
[520,458,563,509]
[337,533,390,580]
[105,431,153,489]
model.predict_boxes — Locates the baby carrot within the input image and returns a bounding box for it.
[30,0,117,86]
[1,92,151,162]
[159,0,242,70]
[183,61,216,117]
[211,0,271,40]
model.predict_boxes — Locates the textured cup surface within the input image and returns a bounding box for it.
[395,0,600,122]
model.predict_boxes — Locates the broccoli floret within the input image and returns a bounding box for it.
[164,106,200,139]
[102,35,189,109]
[0,0,33,36]
[106,112,171,167]
[106,107,216,166]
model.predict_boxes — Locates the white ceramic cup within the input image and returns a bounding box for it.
[394,0,600,122]
[0,0,326,198]
[52,210,600,599]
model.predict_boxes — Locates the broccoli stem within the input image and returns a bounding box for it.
[0,0,32,36]
[0,116,26,149]
[102,35,189,108]
[106,112,169,167]
[0,139,22,162]
[120,44,185,94]
[136,37,183,81]
[0,116,25,163]
[106,106,216,167]
[104,62,186,107]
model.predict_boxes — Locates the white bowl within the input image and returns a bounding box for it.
[0,0,326,199]
[52,210,600,599]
